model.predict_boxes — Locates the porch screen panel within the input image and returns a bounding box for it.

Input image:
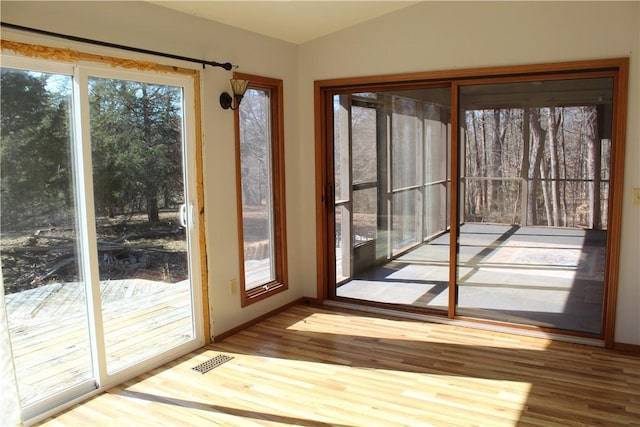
[392,98,420,189]
[392,190,421,252]
[353,188,377,245]
[423,103,449,239]
[391,97,420,253]
[351,104,377,246]
[334,95,351,283]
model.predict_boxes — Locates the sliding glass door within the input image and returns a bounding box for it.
[1,56,203,419]
[321,60,626,342]
[456,77,614,334]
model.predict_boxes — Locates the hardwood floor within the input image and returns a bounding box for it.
[37,304,639,426]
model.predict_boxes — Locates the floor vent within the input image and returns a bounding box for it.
[192,354,233,374]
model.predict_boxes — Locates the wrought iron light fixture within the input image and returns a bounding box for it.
[220,78,249,110]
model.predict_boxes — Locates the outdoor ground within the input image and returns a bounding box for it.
[2,206,275,294]
[1,211,188,294]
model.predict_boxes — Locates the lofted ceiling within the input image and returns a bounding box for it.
[147,1,418,45]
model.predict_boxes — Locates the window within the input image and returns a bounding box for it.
[235,73,287,306]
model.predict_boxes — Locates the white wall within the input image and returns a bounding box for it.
[297,1,640,345]
[0,1,304,338]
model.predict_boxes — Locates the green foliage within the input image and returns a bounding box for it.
[88,77,183,223]
[1,69,73,227]
[1,69,185,228]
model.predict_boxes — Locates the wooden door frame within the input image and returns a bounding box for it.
[314,58,629,347]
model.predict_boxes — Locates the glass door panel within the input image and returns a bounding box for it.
[1,67,93,407]
[456,78,613,334]
[88,76,195,374]
[334,88,451,312]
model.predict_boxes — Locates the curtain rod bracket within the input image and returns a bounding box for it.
[204,61,233,71]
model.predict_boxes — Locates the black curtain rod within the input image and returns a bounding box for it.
[1,22,234,70]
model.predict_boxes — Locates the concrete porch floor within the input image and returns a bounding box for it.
[337,224,606,334]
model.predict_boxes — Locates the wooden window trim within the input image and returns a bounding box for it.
[234,72,288,307]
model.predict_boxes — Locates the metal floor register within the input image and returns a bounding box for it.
[191,354,233,374]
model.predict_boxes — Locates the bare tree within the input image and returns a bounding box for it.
[527,108,547,226]
[548,107,562,226]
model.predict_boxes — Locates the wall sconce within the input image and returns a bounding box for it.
[220,78,249,110]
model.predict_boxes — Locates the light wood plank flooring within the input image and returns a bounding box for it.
[38,304,639,426]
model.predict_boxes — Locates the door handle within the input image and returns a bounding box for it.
[180,204,188,228]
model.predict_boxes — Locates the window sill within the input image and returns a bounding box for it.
[242,281,287,307]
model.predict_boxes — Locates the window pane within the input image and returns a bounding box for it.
[239,88,275,290]
[88,77,194,374]
[457,78,613,334]
[1,68,93,406]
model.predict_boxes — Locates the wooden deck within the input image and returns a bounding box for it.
[6,279,193,408]
[37,304,640,426]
